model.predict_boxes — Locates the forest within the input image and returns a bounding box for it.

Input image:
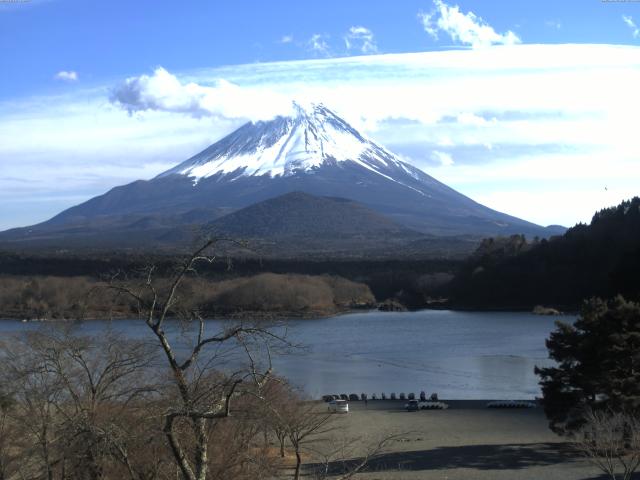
[448,197,640,311]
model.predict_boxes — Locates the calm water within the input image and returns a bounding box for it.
[0,310,571,400]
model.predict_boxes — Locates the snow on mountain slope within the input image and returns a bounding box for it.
[159,102,425,190]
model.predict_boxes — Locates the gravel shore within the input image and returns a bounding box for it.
[309,400,605,480]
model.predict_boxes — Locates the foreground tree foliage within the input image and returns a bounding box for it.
[536,296,640,434]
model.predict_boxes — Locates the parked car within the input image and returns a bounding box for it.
[405,399,419,411]
[328,399,349,413]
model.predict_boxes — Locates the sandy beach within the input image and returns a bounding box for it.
[307,400,607,480]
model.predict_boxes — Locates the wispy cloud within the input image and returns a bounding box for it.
[308,33,331,57]
[109,67,292,120]
[419,0,520,48]
[431,150,454,166]
[279,34,293,44]
[623,15,639,38]
[545,20,562,30]
[54,70,78,82]
[344,26,378,54]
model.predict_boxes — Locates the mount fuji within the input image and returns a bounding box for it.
[0,103,563,253]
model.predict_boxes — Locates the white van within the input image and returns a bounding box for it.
[328,399,349,413]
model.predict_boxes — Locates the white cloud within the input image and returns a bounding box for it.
[455,112,496,126]
[54,70,78,82]
[110,67,293,121]
[419,0,521,48]
[420,12,439,39]
[280,35,293,44]
[344,26,378,54]
[431,150,454,166]
[623,15,639,38]
[308,34,331,57]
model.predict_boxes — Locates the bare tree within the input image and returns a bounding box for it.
[1,333,65,480]
[108,238,288,480]
[258,377,295,459]
[308,432,405,480]
[573,409,640,480]
[42,330,158,480]
[257,378,403,480]
[283,401,334,480]
[0,392,20,480]
[1,328,161,480]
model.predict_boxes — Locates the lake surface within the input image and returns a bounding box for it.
[0,310,571,400]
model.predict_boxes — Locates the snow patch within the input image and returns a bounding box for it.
[160,103,430,195]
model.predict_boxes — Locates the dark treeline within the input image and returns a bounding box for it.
[449,197,640,310]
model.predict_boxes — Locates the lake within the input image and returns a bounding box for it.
[0,310,570,400]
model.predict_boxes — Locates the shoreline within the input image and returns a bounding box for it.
[0,307,366,323]
[321,399,541,409]
[0,305,576,323]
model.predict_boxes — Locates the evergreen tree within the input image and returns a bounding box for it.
[536,296,640,434]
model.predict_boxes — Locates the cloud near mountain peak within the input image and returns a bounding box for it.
[110,67,293,121]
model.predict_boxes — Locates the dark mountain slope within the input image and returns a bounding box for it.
[207,191,415,238]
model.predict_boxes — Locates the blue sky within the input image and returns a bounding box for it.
[1,0,640,230]
[1,0,638,99]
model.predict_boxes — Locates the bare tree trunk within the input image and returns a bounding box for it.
[294,448,302,480]
[40,426,54,480]
[164,415,196,480]
[194,417,209,480]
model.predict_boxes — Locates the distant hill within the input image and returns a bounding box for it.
[449,197,640,310]
[161,192,478,259]
[0,191,480,259]
[208,191,413,237]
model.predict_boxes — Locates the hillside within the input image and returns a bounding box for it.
[449,197,640,310]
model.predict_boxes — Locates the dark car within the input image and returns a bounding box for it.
[405,399,419,411]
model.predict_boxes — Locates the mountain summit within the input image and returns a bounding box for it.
[0,103,563,252]
[159,102,427,188]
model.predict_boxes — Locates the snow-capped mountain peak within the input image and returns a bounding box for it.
[3,103,556,245]
[158,102,418,184]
